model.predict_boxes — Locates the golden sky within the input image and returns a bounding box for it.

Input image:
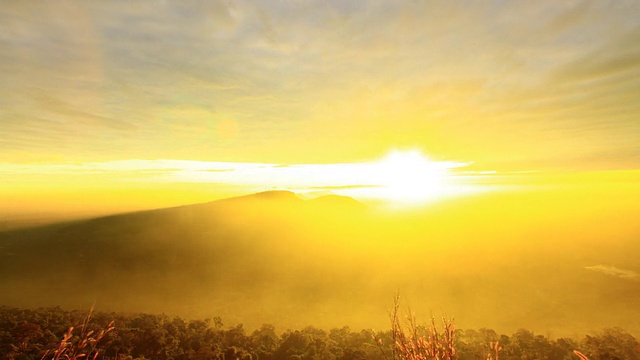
[1,1,639,214]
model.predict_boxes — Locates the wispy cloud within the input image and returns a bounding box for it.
[1,1,639,169]
[586,265,640,281]
[306,185,380,190]
[0,152,484,204]
[0,160,247,177]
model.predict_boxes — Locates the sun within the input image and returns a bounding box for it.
[368,149,451,205]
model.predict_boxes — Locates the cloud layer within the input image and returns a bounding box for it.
[586,265,640,281]
[1,1,639,169]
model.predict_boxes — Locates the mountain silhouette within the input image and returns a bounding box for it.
[0,191,371,328]
[0,190,638,336]
[307,194,366,210]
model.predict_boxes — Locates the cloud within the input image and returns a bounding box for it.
[552,27,640,84]
[199,169,235,173]
[306,185,381,190]
[490,24,640,170]
[0,152,475,196]
[545,0,592,35]
[2,1,640,167]
[586,265,640,281]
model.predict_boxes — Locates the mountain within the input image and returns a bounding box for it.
[0,191,372,328]
[0,189,639,337]
[307,194,366,210]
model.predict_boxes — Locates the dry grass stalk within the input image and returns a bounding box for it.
[486,341,501,360]
[572,350,590,360]
[375,295,457,360]
[40,306,114,360]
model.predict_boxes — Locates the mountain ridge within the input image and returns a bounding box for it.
[0,189,638,337]
[0,190,364,235]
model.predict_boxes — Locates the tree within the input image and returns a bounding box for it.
[250,324,279,359]
[580,328,640,360]
[502,329,553,360]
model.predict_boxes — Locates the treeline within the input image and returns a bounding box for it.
[1,306,639,360]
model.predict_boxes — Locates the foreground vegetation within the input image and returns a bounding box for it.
[1,306,639,360]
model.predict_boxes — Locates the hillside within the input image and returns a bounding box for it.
[0,189,639,337]
[0,191,374,328]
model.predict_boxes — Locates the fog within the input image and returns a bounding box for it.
[1,183,638,338]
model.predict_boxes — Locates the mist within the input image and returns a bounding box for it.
[1,181,638,338]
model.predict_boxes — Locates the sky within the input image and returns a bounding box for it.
[1,0,639,215]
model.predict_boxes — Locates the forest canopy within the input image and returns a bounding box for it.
[2,306,638,360]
